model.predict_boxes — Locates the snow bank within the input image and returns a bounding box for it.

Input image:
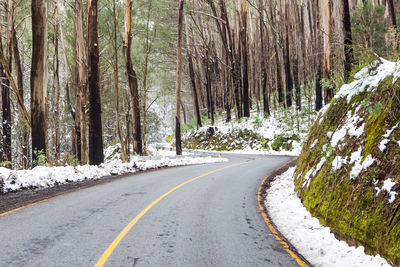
[0,156,228,193]
[265,168,390,267]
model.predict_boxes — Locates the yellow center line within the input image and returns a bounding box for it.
[257,177,309,267]
[94,161,246,267]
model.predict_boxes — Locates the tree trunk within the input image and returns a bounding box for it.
[12,26,29,168]
[259,0,270,116]
[342,0,354,82]
[284,0,293,108]
[112,0,127,162]
[53,5,61,162]
[75,0,87,164]
[175,0,185,155]
[387,0,397,28]
[185,17,202,128]
[124,0,142,156]
[87,0,104,165]
[31,0,47,165]
[241,0,250,117]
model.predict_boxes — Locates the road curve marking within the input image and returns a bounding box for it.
[258,177,309,267]
[95,161,246,267]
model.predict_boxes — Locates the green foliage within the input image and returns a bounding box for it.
[294,67,400,265]
[33,150,48,167]
[361,101,383,115]
[271,134,301,151]
[351,1,391,60]
[0,161,12,168]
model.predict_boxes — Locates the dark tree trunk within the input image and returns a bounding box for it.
[259,0,269,116]
[294,59,301,111]
[315,66,323,111]
[175,0,185,155]
[342,0,354,82]
[284,0,293,108]
[87,0,104,165]
[388,0,397,28]
[31,0,47,165]
[241,1,250,117]
[187,46,202,128]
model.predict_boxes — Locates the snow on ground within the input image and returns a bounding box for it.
[265,168,390,267]
[184,107,316,156]
[336,59,400,103]
[0,151,228,193]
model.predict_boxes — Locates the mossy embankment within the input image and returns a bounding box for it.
[294,60,400,265]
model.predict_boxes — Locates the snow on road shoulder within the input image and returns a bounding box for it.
[0,156,228,193]
[265,167,390,267]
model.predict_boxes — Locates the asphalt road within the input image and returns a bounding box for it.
[0,154,300,267]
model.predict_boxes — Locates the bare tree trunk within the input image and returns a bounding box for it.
[87,0,104,165]
[241,0,250,117]
[259,0,270,116]
[12,26,29,168]
[322,0,334,103]
[75,0,87,164]
[142,0,154,155]
[124,0,142,155]
[284,0,293,108]
[31,0,47,165]
[342,0,354,82]
[175,0,185,155]
[185,17,202,128]
[53,4,61,162]
[112,0,127,162]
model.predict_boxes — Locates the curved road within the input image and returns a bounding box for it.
[0,154,300,266]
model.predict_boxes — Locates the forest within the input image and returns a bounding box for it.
[0,0,399,169]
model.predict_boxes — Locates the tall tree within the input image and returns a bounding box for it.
[53,3,61,162]
[112,0,127,162]
[75,0,87,164]
[175,0,185,155]
[240,0,250,117]
[87,0,104,165]
[342,0,354,82]
[185,17,202,128]
[31,0,47,164]
[284,0,293,108]
[124,0,142,155]
[259,0,270,116]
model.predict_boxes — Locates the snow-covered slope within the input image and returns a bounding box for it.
[294,59,400,265]
[184,108,316,155]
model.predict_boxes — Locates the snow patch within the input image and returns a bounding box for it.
[265,168,390,267]
[349,147,375,179]
[379,139,390,152]
[0,156,228,193]
[336,59,399,103]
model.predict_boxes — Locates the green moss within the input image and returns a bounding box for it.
[295,71,400,265]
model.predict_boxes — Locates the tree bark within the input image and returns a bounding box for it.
[124,0,142,155]
[112,0,127,162]
[342,0,354,82]
[31,0,47,165]
[75,0,87,164]
[175,0,185,155]
[284,0,293,108]
[53,4,61,162]
[259,0,270,116]
[241,0,250,117]
[12,25,29,168]
[87,0,104,165]
[185,17,202,128]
